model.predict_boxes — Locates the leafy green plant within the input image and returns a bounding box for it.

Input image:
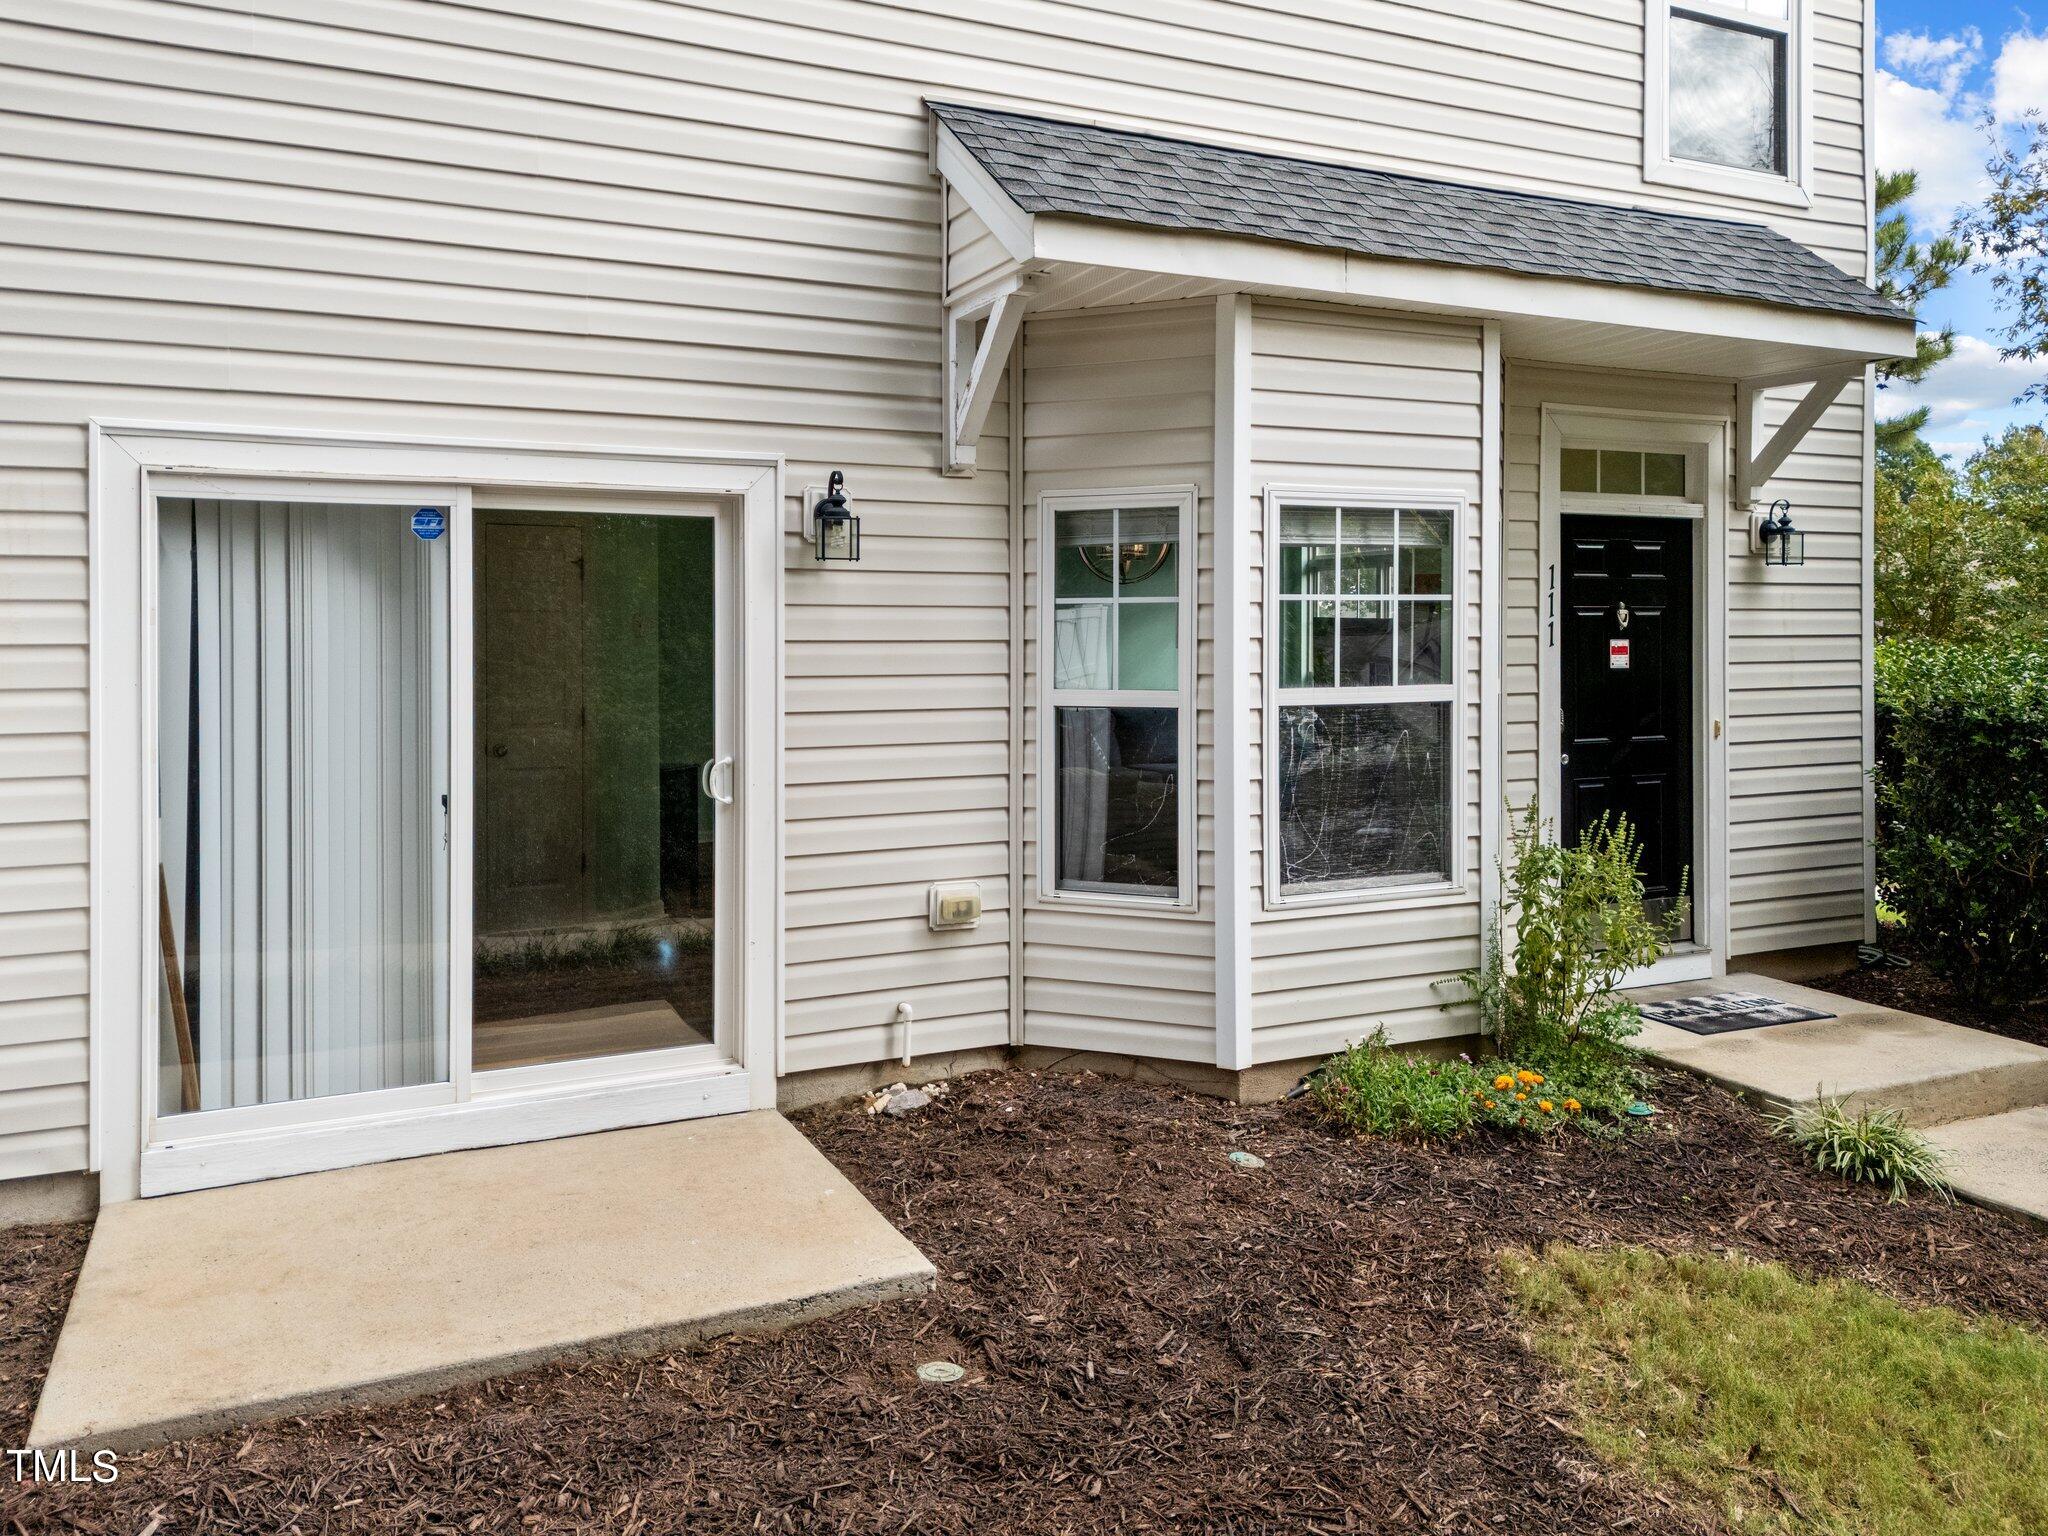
[1308,1030,1631,1141]
[1874,639,2048,1005]
[1456,803,1686,1061]
[1771,1094,1952,1203]
[1309,1032,1482,1139]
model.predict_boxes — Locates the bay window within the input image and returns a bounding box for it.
[1266,496,1461,902]
[1042,491,1195,904]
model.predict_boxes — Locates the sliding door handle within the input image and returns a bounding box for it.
[700,755,735,806]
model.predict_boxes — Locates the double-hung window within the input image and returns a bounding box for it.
[1649,1,1804,198]
[1042,490,1194,904]
[1266,496,1460,902]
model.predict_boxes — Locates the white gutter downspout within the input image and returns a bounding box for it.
[1007,328,1027,1050]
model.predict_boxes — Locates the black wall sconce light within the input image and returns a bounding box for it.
[812,470,860,563]
[1748,498,1805,567]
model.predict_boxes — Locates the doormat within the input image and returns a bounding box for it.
[1638,991,1834,1035]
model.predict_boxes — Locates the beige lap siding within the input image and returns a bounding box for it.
[1500,365,1872,960]
[1728,379,1872,954]
[0,0,1871,1180]
[1245,303,1488,1062]
[1020,303,1218,1062]
[944,191,1016,301]
[779,388,1016,1074]
[0,423,90,1181]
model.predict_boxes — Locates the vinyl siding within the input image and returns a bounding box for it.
[1245,302,1487,1062]
[1728,380,1872,954]
[0,0,1870,1182]
[945,189,1017,301]
[1502,364,1872,958]
[1020,302,1217,1063]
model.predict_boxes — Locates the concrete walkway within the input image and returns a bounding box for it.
[1632,972,2048,1225]
[30,1111,933,1449]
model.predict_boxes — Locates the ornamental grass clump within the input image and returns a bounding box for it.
[1772,1094,1953,1203]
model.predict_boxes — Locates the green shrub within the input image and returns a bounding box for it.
[1455,803,1686,1060]
[1308,1030,1635,1140]
[1772,1095,1952,1203]
[1874,640,2048,1004]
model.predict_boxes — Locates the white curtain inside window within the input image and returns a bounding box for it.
[157,500,450,1115]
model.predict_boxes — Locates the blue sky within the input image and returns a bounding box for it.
[1873,2,2046,456]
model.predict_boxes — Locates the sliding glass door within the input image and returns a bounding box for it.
[156,498,452,1119]
[152,491,730,1146]
[469,507,723,1076]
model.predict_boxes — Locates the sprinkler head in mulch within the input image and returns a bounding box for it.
[915,1361,966,1384]
[1626,1101,1657,1118]
[1226,1150,1267,1170]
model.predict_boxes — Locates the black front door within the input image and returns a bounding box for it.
[1560,514,1693,923]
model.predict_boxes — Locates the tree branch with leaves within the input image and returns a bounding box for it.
[1955,113,2048,405]
[1873,169,1969,454]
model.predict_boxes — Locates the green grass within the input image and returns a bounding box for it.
[1503,1245,2048,1536]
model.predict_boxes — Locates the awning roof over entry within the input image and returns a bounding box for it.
[929,101,1916,388]
[933,100,1904,326]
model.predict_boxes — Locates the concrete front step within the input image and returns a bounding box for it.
[30,1110,934,1450]
[1630,973,2048,1129]
[1926,1106,2048,1227]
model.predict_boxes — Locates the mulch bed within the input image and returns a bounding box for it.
[1814,956,2048,1050]
[6,1067,2046,1535]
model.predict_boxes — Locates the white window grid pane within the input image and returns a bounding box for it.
[1276,506,1454,700]
[1050,506,1180,702]
[1562,447,1695,500]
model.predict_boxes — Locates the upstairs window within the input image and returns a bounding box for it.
[1649,2,1804,200]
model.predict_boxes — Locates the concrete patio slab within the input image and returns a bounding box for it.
[29,1111,932,1450]
[1630,972,2048,1127]
[1926,1106,2048,1228]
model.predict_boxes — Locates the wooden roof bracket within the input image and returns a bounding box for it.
[1735,364,1860,509]
[944,275,1033,476]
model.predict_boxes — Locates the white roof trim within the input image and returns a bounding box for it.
[936,122,1912,376]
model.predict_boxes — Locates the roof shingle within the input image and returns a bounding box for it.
[931,102,1905,324]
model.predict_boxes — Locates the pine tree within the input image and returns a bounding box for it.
[1873,169,1969,455]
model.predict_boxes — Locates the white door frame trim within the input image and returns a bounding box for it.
[1536,406,1730,985]
[88,423,784,1202]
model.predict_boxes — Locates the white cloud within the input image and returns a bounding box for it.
[1882,334,2044,452]
[1874,70,1990,231]
[1884,27,1983,96]
[1992,30,2048,122]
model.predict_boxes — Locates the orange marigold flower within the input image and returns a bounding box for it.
[1515,1091,1528,1101]
[1563,1098,1582,1113]
[1493,1074,1514,1091]
[1483,1100,1497,1110]
[1537,1100,1554,1113]
[1517,1070,1545,1086]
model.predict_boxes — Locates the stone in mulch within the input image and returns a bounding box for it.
[5,1067,2045,1535]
